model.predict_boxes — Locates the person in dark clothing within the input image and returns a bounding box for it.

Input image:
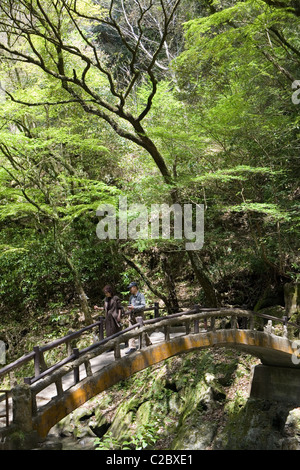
[94,285,123,337]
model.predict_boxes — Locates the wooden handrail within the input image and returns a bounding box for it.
[27,308,253,386]
[27,323,140,385]
[0,304,162,379]
[27,310,202,385]
[0,304,297,383]
[39,319,103,353]
[1,303,298,438]
[27,308,253,390]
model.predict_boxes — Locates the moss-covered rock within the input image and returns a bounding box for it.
[172,418,218,450]
[136,401,152,426]
[108,396,141,442]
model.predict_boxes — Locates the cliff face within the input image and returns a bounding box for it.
[49,348,300,451]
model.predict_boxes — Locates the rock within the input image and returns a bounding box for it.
[71,408,97,439]
[54,414,75,437]
[171,419,218,450]
[73,422,96,440]
[77,437,96,450]
[168,371,226,450]
[46,350,300,451]
[37,435,63,450]
[217,362,237,386]
[136,401,152,426]
[254,287,284,312]
[89,413,111,438]
[284,407,300,443]
[108,398,138,441]
[281,437,300,450]
[215,399,295,450]
[168,393,182,414]
[258,305,286,318]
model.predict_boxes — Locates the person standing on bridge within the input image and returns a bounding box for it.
[125,282,152,355]
[94,285,123,337]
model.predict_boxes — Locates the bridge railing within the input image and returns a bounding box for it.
[0,305,298,387]
[27,307,210,415]
[0,303,167,388]
[27,305,298,388]
[1,304,299,426]
[0,318,102,384]
[25,305,251,384]
[23,306,294,418]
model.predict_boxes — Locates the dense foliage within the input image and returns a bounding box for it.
[0,0,299,329]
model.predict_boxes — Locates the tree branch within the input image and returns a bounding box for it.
[0,0,177,185]
[259,48,296,83]
[1,87,94,107]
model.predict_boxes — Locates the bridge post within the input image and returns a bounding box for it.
[264,320,273,334]
[164,325,170,341]
[55,377,64,397]
[66,329,77,355]
[154,302,159,318]
[136,317,144,349]
[98,316,104,340]
[114,341,121,360]
[193,305,199,333]
[33,346,47,377]
[12,384,33,433]
[1,384,40,450]
[84,359,93,377]
[73,348,80,384]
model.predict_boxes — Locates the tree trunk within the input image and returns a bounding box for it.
[167,184,219,308]
[187,251,219,307]
[54,226,92,325]
[64,255,93,325]
[161,254,180,312]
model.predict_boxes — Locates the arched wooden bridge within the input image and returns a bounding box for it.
[1,305,300,446]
